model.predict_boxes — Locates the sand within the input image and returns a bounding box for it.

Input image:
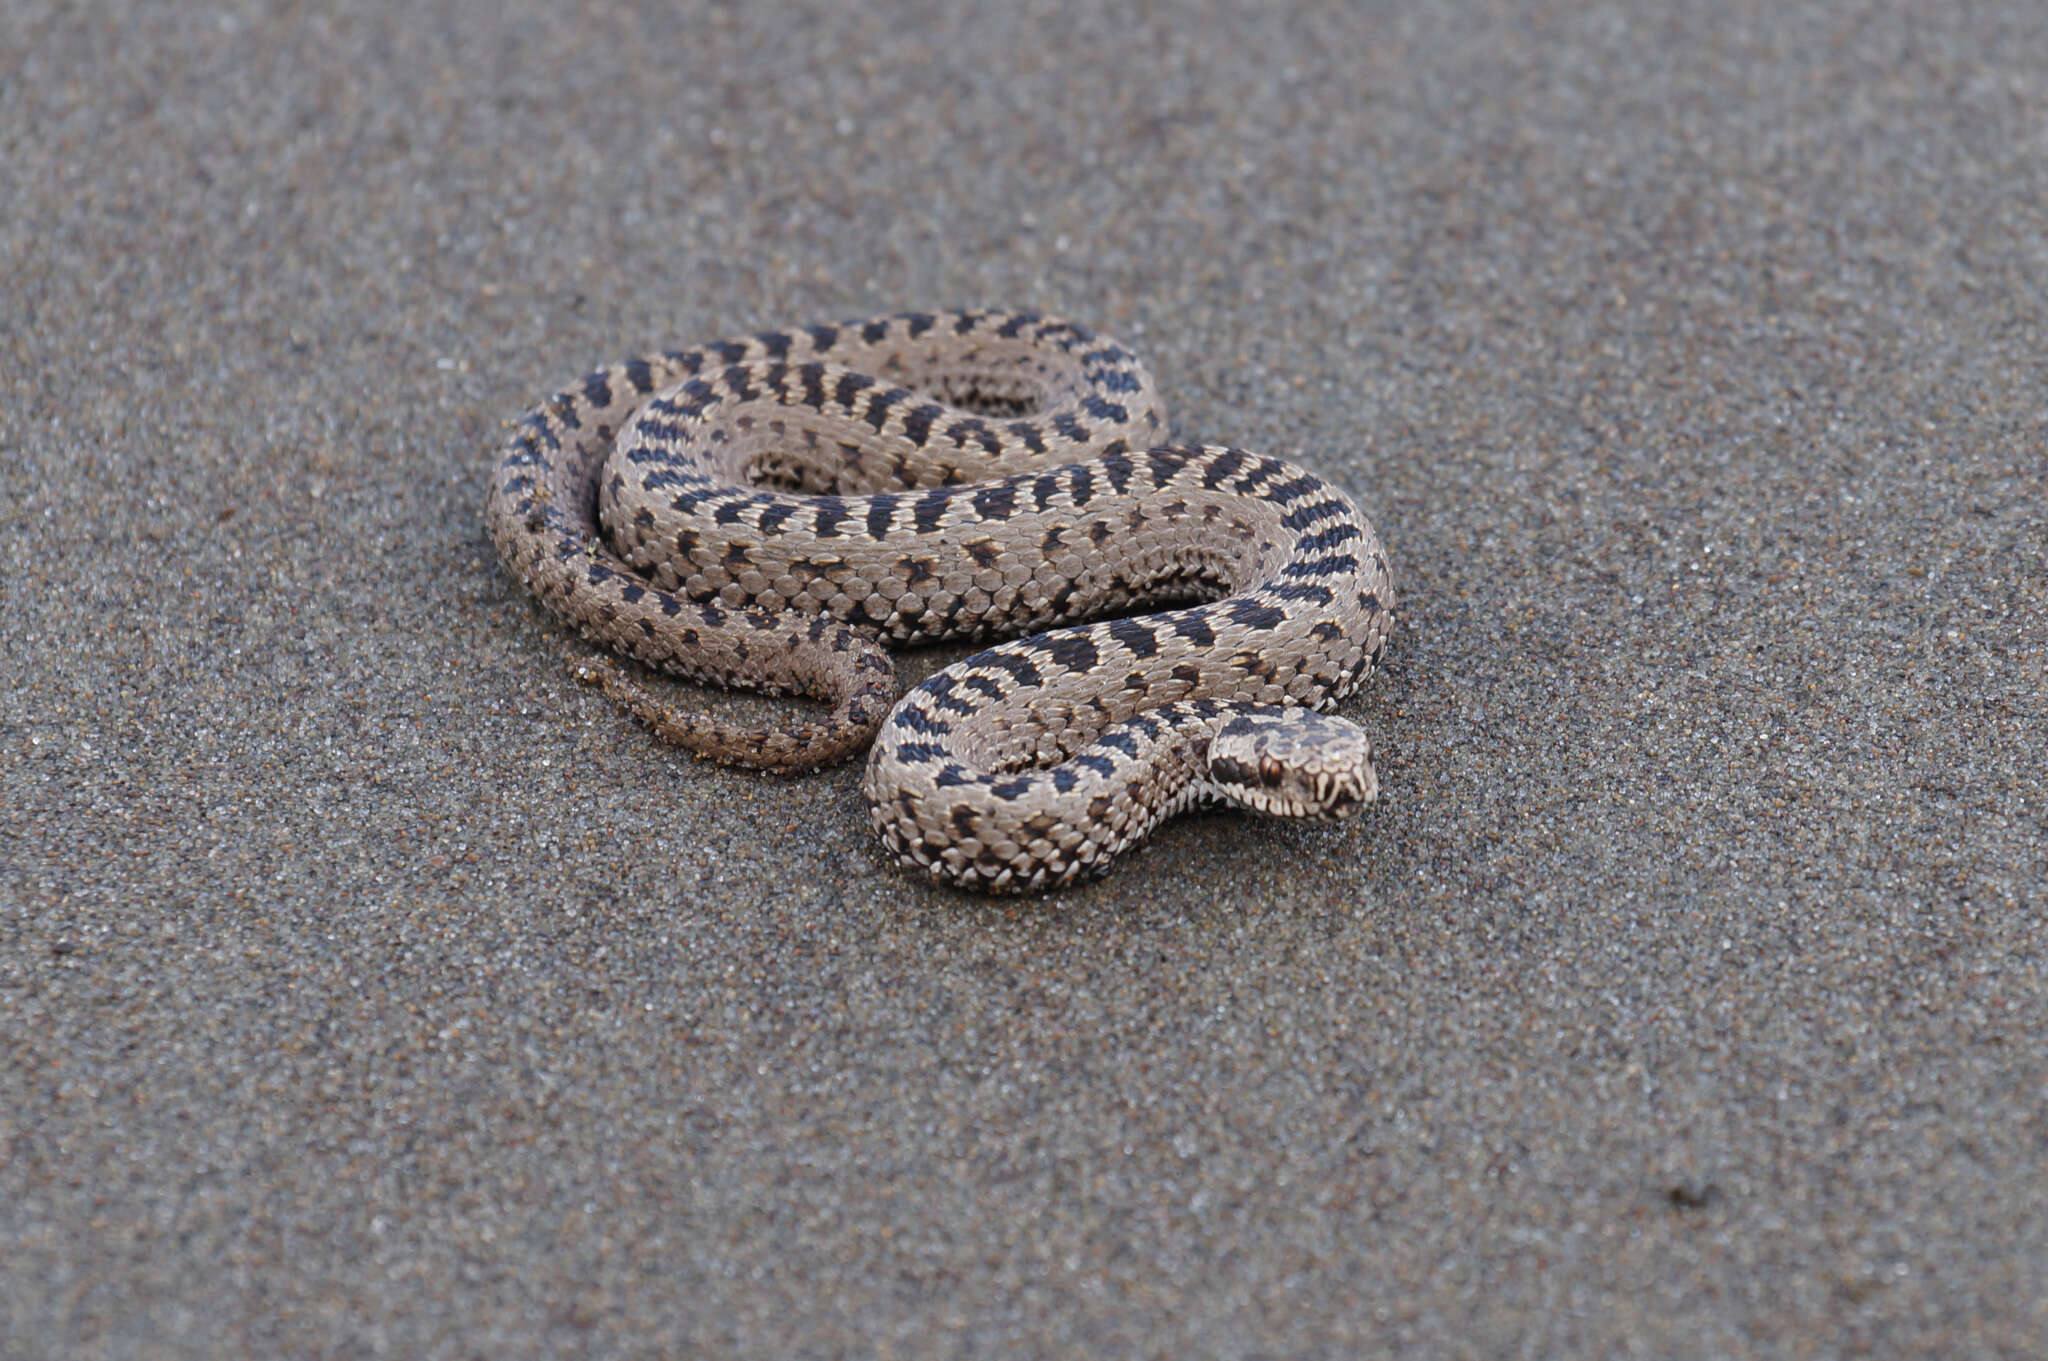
[4,1,2043,1355]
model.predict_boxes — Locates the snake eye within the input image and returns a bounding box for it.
[1259,756,1286,786]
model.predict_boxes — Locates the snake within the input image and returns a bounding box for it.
[485,309,1396,893]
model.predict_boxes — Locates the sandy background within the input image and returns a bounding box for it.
[4,1,2044,1356]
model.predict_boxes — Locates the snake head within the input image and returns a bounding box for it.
[1207,710,1378,820]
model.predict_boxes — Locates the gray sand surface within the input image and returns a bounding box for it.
[5,1,2044,1356]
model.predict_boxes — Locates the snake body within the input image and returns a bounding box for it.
[486,310,1395,893]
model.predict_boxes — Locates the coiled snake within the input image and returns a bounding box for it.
[486,310,1395,893]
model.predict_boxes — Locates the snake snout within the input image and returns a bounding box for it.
[1313,763,1380,821]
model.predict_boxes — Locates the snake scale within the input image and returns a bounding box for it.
[486,310,1395,893]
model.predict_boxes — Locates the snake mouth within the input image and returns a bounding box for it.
[1316,778,1378,820]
